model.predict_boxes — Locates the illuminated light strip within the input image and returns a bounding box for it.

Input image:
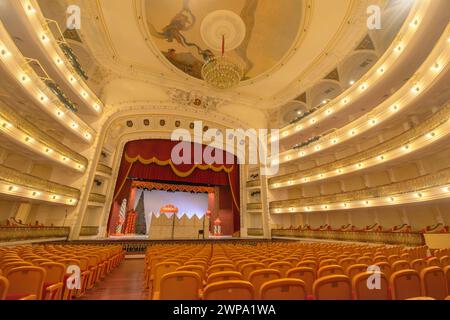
[0,22,95,143]
[275,1,431,142]
[0,181,78,206]
[270,104,450,189]
[0,115,86,172]
[275,24,450,165]
[18,0,104,114]
[270,185,450,214]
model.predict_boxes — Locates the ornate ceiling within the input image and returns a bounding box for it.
[143,0,304,80]
[70,0,373,112]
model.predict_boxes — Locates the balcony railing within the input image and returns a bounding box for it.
[271,167,450,209]
[0,226,70,242]
[247,228,263,236]
[0,164,80,199]
[246,180,261,188]
[247,203,262,210]
[271,229,425,246]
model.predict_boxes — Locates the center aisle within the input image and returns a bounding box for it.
[79,259,148,300]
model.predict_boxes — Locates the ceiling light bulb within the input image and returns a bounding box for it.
[71,122,78,129]
[389,197,394,202]
[296,125,302,131]
[343,203,347,207]
[0,48,10,57]
[8,186,18,192]
[332,139,338,144]
[69,76,76,83]
[84,132,91,140]
[416,193,422,198]
[403,145,410,151]
[391,105,399,111]
[350,130,356,136]
[45,148,53,153]
[20,74,29,82]
[378,155,385,161]
[337,169,343,173]
[282,131,288,137]
[360,84,367,90]
[378,67,385,74]
[310,118,316,124]
[32,191,40,197]
[286,155,291,161]
[326,109,332,115]
[349,80,355,85]
[303,178,308,182]
[275,183,279,188]
[300,151,305,157]
[427,132,435,138]
[315,145,321,151]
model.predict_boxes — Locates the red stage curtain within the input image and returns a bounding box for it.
[108,139,240,234]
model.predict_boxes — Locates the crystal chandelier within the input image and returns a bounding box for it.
[201,35,243,90]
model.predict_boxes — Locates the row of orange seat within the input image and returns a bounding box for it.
[0,244,124,300]
[145,242,450,300]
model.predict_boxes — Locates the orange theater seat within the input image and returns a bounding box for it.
[268,261,293,277]
[151,262,181,296]
[318,265,344,278]
[420,267,448,300]
[260,279,307,300]
[286,267,315,297]
[40,262,65,300]
[248,269,281,298]
[155,271,201,300]
[390,269,422,300]
[411,259,427,274]
[313,275,352,300]
[346,264,369,280]
[5,266,46,300]
[207,271,243,285]
[240,263,265,280]
[352,272,389,300]
[0,276,9,300]
[203,281,255,300]
[391,260,410,273]
[207,264,235,275]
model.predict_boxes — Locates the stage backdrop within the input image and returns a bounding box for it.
[108,139,240,235]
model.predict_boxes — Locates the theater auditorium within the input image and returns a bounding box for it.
[0,0,449,301]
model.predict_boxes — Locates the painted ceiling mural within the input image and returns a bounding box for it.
[144,0,303,80]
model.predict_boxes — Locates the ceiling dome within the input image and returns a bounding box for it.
[143,0,304,80]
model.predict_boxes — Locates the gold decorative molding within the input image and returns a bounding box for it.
[0,101,88,167]
[80,226,99,236]
[96,163,112,176]
[270,102,450,185]
[0,164,80,199]
[246,180,261,188]
[0,226,70,242]
[271,167,450,210]
[247,203,262,210]
[88,193,106,203]
[271,229,424,246]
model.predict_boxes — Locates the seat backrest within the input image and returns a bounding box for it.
[203,280,255,300]
[207,271,243,285]
[374,262,391,279]
[373,255,387,263]
[153,262,181,293]
[240,263,265,280]
[352,272,389,300]
[420,267,447,300]
[40,262,65,284]
[444,266,450,295]
[248,269,281,298]
[0,276,9,300]
[5,266,46,300]
[176,265,205,281]
[318,265,344,278]
[159,271,201,300]
[319,259,338,268]
[388,255,401,265]
[440,256,450,267]
[390,269,421,300]
[297,260,317,270]
[207,264,235,275]
[313,275,352,300]
[286,267,315,296]
[261,258,277,267]
[391,260,411,273]
[411,259,427,274]
[339,258,356,271]
[427,257,440,267]
[346,264,369,280]
[260,279,306,300]
[268,262,293,277]
[356,257,372,265]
